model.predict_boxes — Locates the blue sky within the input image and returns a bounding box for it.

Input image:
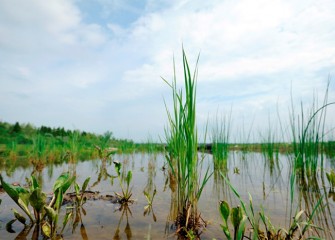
[1,0,335,142]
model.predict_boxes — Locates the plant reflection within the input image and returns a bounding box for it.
[294,167,335,239]
[66,205,88,240]
[91,158,112,188]
[113,204,132,240]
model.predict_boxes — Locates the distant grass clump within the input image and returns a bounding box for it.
[163,49,211,238]
[211,109,232,170]
[288,82,335,176]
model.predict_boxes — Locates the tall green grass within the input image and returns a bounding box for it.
[289,82,335,176]
[163,49,211,236]
[211,108,232,170]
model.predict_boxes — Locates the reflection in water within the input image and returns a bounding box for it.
[91,158,112,188]
[0,153,334,239]
[294,168,335,239]
[113,204,133,240]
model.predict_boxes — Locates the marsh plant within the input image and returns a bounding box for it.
[219,173,324,240]
[112,161,133,204]
[289,82,335,176]
[62,177,91,238]
[211,109,232,170]
[163,49,211,237]
[0,172,75,239]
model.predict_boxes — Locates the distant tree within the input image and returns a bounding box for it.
[22,123,36,136]
[11,122,22,134]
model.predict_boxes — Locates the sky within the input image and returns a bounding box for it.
[0,0,335,142]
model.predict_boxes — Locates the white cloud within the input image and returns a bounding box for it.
[0,0,334,141]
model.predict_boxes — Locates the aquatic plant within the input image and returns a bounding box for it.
[163,48,212,237]
[74,177,91,207]
[113,161,133,204]
[66,131,82,162]
[220,173,324,239]
[62,177,91,238]
[219,200,246,240]
[0,172,75,238]
[211,108,232,170]
[289,81,335,176]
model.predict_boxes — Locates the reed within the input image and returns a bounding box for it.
[211,108,232,170]
[163,48,211,237]
[289,81,335,176]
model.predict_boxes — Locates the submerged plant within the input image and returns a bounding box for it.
[163,48,212,237]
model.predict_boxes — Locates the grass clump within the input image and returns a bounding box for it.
[163,48,211,238]
[289,82,335,176]
[220,172,324,240]
[211,109,232,170]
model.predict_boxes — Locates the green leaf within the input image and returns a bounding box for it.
[231,206,243,230]
[13,208,26,225]
[30,175,39,191]
[42,221,52,238]
[220,224,232,240]
[236,215,247,240]
[54,189,64,211]
[0,175,20,202]
[53,173,69,191]
[126,171,132,186]
[82,177,90,192]
[248,193,254,217]
[53,172,75,193]
[44,206,57,222]
[18,191,30,210]
[219,200,230,223]
[29,188,46,213]
[75,183,80,195]
[17,198,33,219]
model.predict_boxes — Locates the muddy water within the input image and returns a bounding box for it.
[0,152,334,239]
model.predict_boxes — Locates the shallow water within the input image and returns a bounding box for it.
[0,152,335,239]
